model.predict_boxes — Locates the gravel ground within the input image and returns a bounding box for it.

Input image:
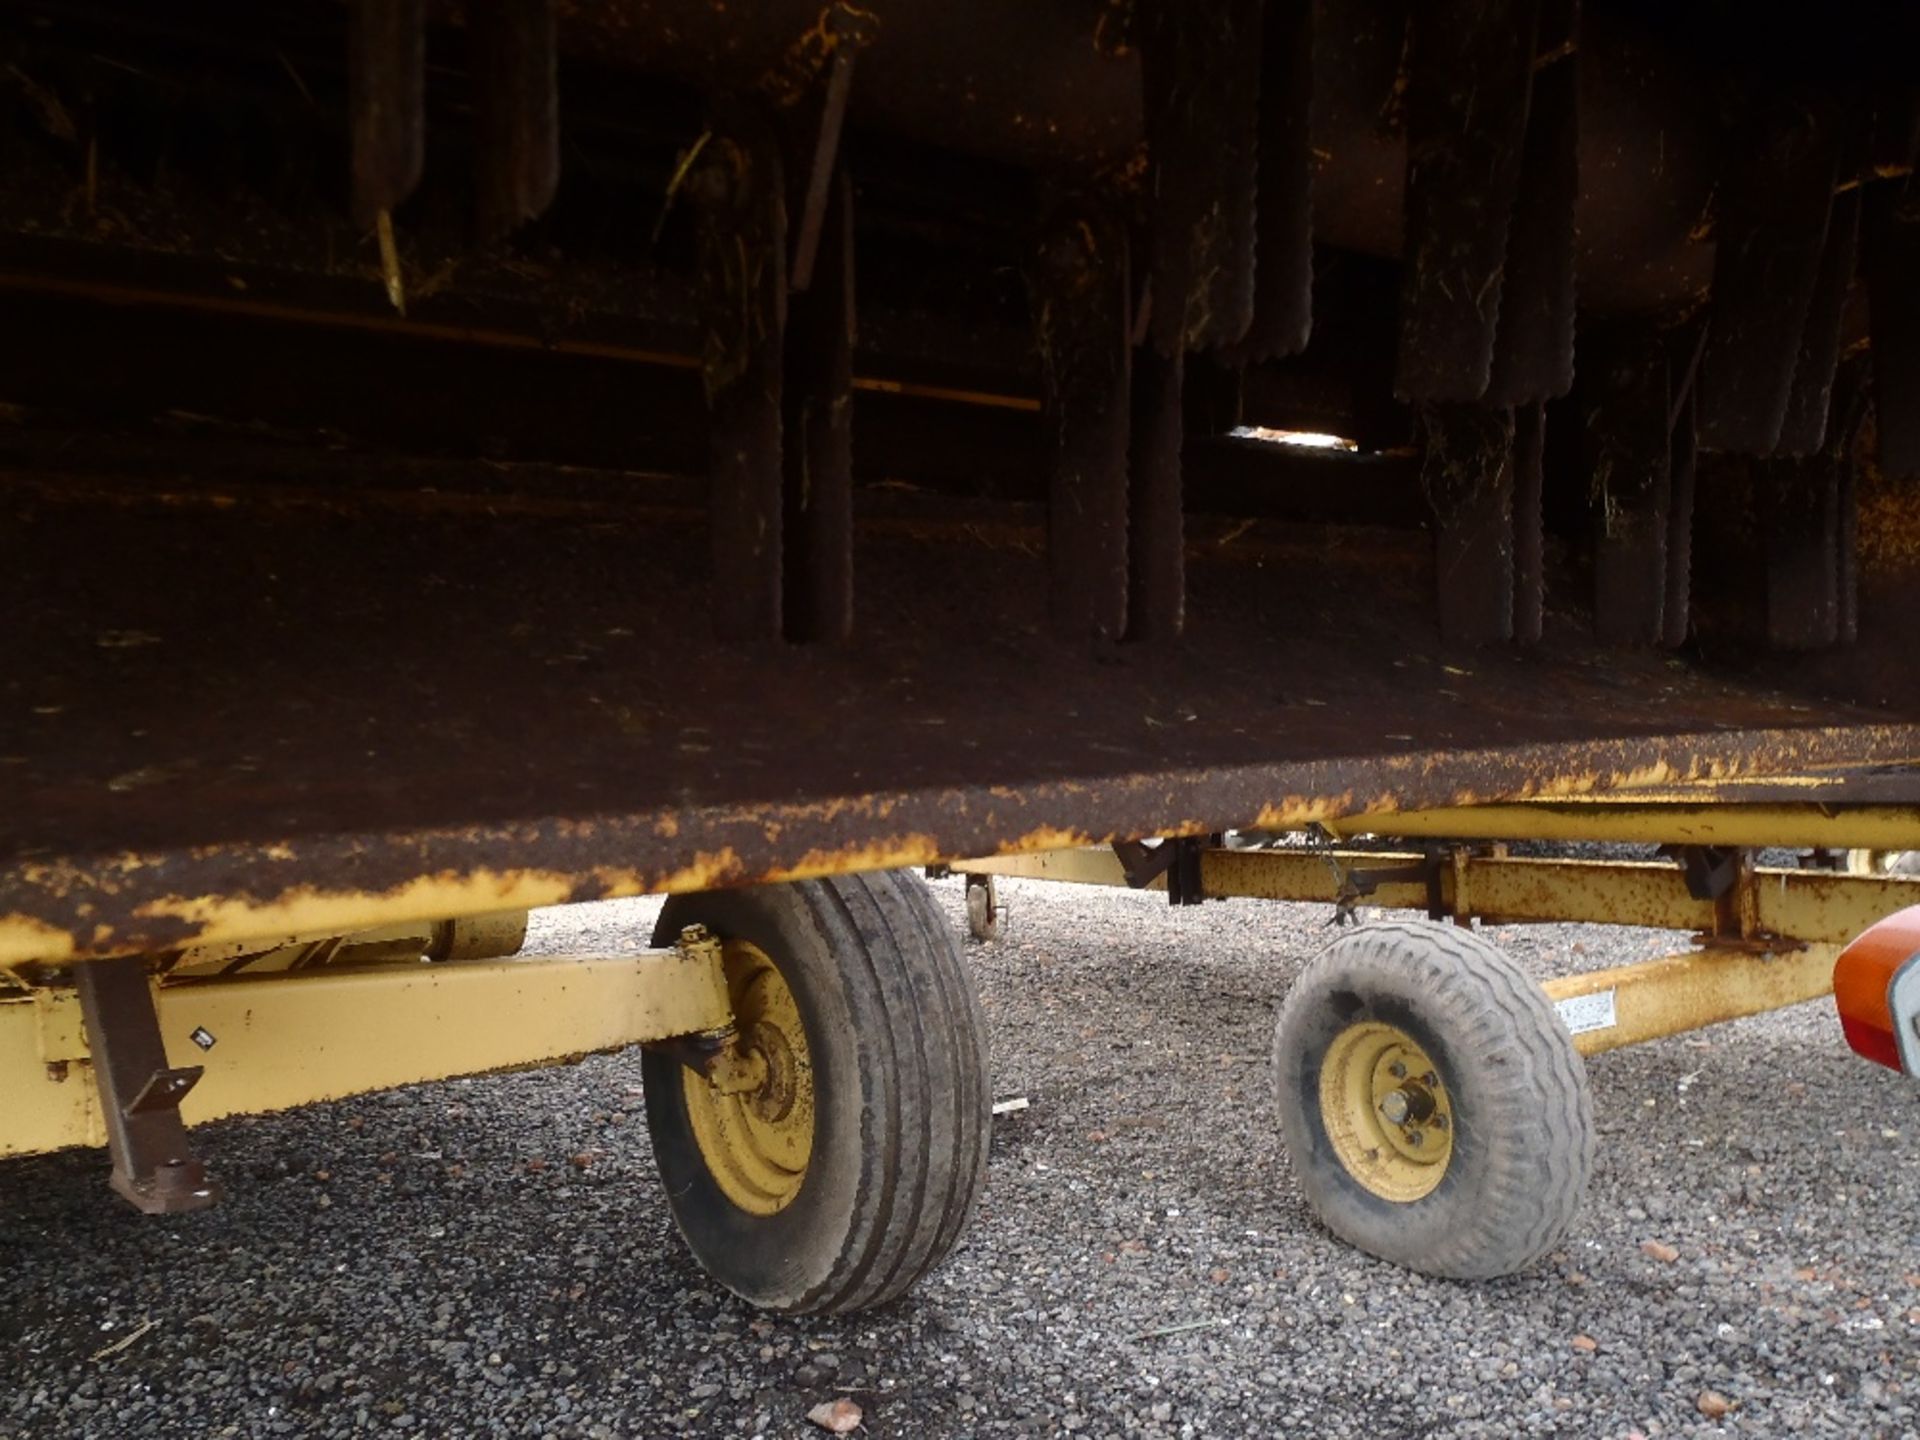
[4,877,1917,1440]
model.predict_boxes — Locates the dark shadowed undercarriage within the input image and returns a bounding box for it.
[3,0,1919,959]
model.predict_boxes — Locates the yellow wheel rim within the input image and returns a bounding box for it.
[1318,1020,1454,1203]
[683,940,815,1216]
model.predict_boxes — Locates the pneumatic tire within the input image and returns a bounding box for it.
[641,870,991,1313]
[1272,920,1594,1279]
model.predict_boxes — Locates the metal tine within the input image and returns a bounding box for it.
[1140,0,1265,357]
[1697,94,1841,454]
[1233,0,1314,364]
[1127,345,1185,642]
[1776,161,1864,457]
[1396,0,1538,403]
[1513,400,1546,645]
[1029,204,1132,641]
[1485,0,1579,407]
[1581,324,1670,646]
[348,0,425,230]
[1662,383,1697,650]
[783,171,856,643]
[470,0,561,245]
[1421,403,1516,646]
[783,4,878,294]
[691,109,788,643]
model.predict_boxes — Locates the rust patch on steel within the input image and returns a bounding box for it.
[8,726,1920,966]
[7,453,1920,966]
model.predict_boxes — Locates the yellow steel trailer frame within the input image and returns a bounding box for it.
[9,800,1917,1167]
[953,801,1920,1057]
[7,789,1919,1299]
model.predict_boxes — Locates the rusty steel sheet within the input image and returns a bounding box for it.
[5,457,1920,967]
[6,724,1917,970]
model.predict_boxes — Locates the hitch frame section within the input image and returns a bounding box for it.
[1,919,746,1212]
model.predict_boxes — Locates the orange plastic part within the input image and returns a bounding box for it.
[1832,905,1920,1073]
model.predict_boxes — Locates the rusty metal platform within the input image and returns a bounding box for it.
[6,437,1918,966]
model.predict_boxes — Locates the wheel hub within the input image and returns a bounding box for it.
[683,940,815,1215]
[1318,1021,1455,1202]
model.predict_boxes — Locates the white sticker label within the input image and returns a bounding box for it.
[1555,988,1618,1036]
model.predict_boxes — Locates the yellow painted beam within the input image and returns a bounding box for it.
[1542,945,1839,1056]
[967,846,1920,948]
[1202,848,1431,909]
[1202,849,1734,931]
[165,911,528,978]
[961,846,1845,1056]
[1,994,103,1154]
[1,949,732,1159]
[1749,870,1920,951]
[957,848,1148,888]
[1325,802,1920,851]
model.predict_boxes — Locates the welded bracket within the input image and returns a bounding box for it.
[1112,838,1179,889]
[1663,845,1777,947]
[1167,838,1206,908]
[1665,844,1740,902]
[1109,836,1208,906]
[1332,855,1448,926]
[644,925,765,1094]
[72,958,219,1215]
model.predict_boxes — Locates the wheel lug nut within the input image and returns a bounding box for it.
[1406,1128,1424,1147]
[1422,1071,1438,1087]
[1432,1114,1449,1131]
[1388,1062,1407,1079]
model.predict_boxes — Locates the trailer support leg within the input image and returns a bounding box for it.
[72,958,220,1215]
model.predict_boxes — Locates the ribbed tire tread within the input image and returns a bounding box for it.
[644,871,990,1314]
[815,871,992,1310]
[1273,919,1594,1279]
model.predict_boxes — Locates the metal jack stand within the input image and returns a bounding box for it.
[73,958,220,1214]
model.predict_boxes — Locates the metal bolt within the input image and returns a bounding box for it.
[1432,1114,1449,1131]
[1388,1061,1407,1079]
[1405,1128,1424,1147]
[1379,1090,1412,1125]
[1422,1071,1438,1087]
[153,1158,206,1199]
